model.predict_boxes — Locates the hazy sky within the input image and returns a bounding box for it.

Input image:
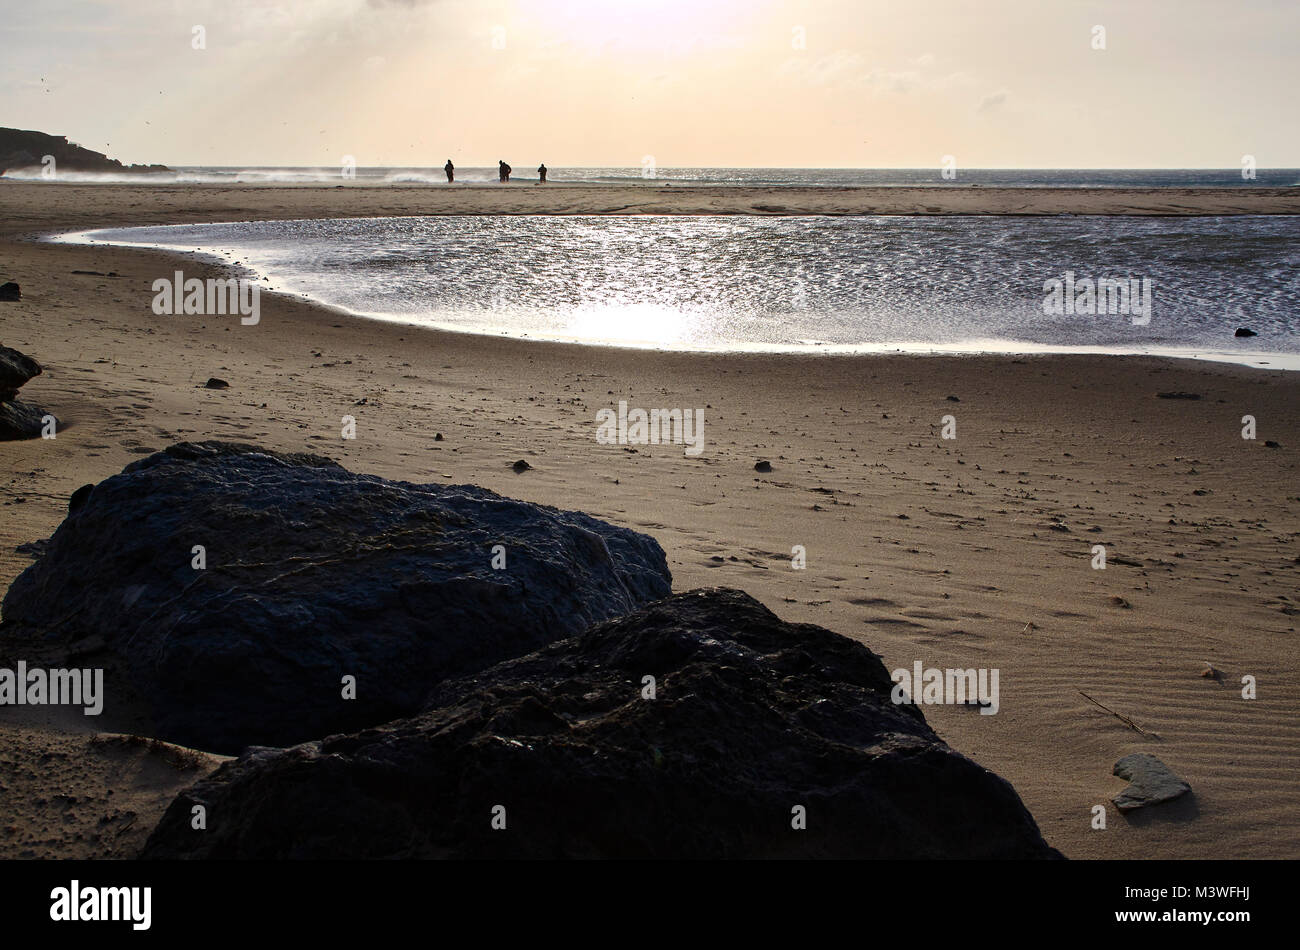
[3,0,1297,168]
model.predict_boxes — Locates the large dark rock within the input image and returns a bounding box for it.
[0,345,54,440]
[0,345,41,401]
[0,399,50,440]
[141,588,1062,859]
[1,442,671,753]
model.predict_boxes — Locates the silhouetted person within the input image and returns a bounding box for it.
[499,160,512,183]
[538,163,548,183]
[444,159,454,183]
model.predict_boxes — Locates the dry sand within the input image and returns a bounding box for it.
[1,181,1297,860]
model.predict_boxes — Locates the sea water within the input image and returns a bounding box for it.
[59,213,1300,367]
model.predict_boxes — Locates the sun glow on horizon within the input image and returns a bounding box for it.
[539,0,763,54]
[2,0,1296,167]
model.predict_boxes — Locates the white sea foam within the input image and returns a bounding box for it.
[11,166,1300,187]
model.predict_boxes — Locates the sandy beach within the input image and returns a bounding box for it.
[3,181,1300,234]
[1,181,1297,860]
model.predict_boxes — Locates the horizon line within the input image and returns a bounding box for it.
[157,164,1300,171]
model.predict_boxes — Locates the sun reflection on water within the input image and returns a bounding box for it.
[563,302,694,347]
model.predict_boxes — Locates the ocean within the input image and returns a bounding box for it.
[11,166,1300,188]
[59,212,1300,368]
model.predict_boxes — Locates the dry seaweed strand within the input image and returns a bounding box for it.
[1078,689,1159,738]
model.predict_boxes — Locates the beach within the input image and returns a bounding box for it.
[1,180,1298,860]
[3,182,1300,233]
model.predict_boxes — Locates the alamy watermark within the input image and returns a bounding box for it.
[0,662,103,715]
[50,881,150,930]
[1043,271,1152,325]
[891,661,1000,715]
[595,400,705,456]
[152,270,260,325]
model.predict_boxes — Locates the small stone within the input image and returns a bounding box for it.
[754,460,772,473]
[1111,753,1191,811]
[204,378,229,390]
[511,459,531,473]
[0,282,20,301]
[1234,327,1257,338]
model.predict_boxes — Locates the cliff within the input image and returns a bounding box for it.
[0,127,170,175]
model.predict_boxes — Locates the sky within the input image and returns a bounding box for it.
[2,0,1297,169]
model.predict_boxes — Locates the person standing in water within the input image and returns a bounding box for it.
[498,160,512,183]
[537,163,548,183]
[444,159,454,183]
